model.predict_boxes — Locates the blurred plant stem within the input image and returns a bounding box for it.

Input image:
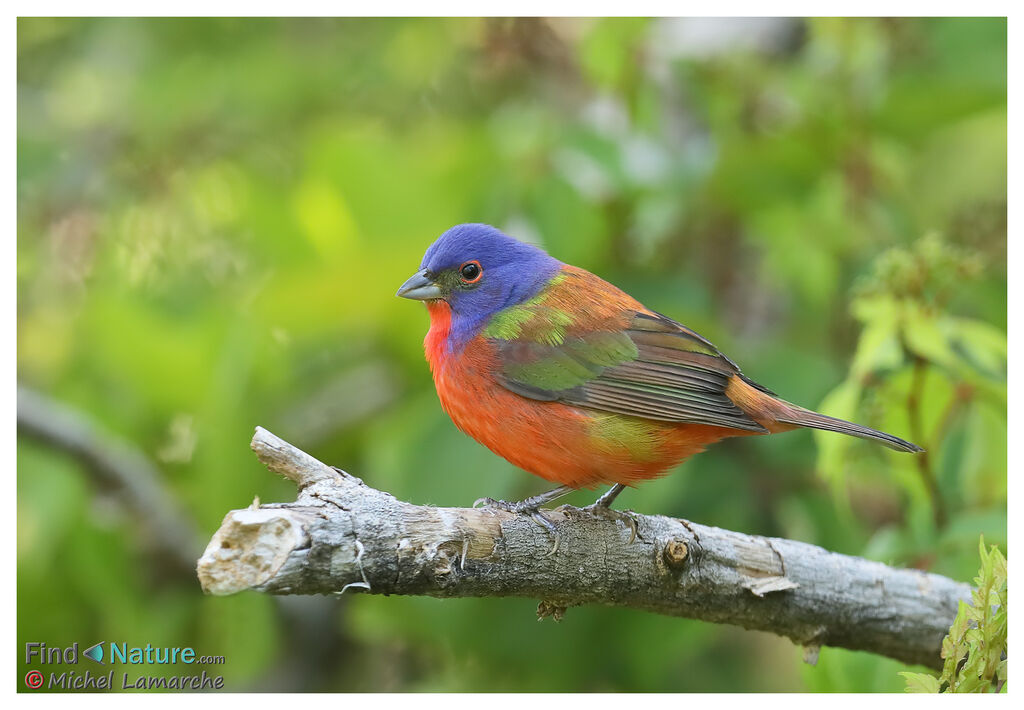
[930,382,975,452]
[905,356,947,529]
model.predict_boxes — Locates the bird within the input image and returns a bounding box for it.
[397,223,922,529]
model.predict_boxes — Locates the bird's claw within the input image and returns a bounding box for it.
[472,497,563,554]
[529,510,564,556]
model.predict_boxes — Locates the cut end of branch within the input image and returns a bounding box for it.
[197,509,308,595]
[663,538,689,567]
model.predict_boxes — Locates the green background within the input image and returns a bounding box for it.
[17,17,1006,692]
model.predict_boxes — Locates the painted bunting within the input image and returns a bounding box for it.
[398,223,922,523]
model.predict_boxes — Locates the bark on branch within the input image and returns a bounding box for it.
[198,427,970,669]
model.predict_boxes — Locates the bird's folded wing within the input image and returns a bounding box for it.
[492,310,769,433]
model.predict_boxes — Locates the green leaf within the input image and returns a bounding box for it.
[849,295,903,377]
[949,316,1007,378]
[901,302,957,368]
[900,671,941,693]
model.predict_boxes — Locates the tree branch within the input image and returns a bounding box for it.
[198,427,970,670]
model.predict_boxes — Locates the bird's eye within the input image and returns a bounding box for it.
[459,260,482,284]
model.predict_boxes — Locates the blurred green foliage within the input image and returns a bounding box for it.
[17,17,1005,692]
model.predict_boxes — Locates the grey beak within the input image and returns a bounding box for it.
[396,269,443,301]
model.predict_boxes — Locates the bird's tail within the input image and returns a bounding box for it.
[775,407,924,453]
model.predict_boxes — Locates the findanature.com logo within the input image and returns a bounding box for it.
[27,642,226,666]
[23,642,227,691]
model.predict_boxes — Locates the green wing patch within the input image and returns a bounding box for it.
[500,332,638,391]
[482,275,574,345]
[492,310,768,432]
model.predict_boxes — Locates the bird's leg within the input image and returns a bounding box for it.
[576,484,637,543]
[590,483,626,509]
[474,485,575,554]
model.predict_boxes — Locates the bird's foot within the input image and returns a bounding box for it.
[472,496,560,532]
[473,486,574,555]
[558,484,637,543]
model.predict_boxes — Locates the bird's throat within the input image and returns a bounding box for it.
[424,300,453,370]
